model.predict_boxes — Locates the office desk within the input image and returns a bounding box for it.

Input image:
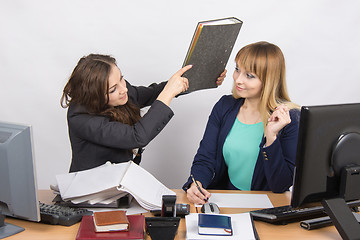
[5,189,342,240]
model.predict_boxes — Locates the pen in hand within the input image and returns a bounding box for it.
[191,174,208,202]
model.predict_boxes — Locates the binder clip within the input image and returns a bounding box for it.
[145,195,180,240]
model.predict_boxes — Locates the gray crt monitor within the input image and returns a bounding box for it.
[0,122,40,238]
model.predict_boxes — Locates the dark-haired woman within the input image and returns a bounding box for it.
[61,54,225,172]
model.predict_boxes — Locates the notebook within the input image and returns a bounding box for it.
[198,214,232,236]
[93,210,129,232]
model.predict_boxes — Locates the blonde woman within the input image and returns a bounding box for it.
[183,41,300,204]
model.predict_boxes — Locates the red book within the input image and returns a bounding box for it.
[76,215,144,240]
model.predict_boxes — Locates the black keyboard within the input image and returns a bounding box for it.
[39,202,92,226]
[250,199,360,225]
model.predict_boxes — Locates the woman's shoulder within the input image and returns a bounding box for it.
[289,107,301,122]
[67,103,98,122]
[68,103,88,115]
[211,95,243,118]
[216,94,242,106]
[280,101,300,122]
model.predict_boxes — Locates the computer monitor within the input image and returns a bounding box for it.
[291,103,360,239]
[0,122,40,238]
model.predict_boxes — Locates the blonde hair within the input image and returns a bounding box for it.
[232,41,300,128]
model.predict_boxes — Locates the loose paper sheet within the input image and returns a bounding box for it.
[195,193,273,209]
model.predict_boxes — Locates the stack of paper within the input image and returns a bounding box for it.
[55,161,175,210]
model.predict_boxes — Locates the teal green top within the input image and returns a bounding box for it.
[223,118,264,190]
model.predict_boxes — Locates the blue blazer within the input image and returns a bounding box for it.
[183,95,300,193]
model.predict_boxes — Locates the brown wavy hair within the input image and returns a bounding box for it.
[61,54,141,125]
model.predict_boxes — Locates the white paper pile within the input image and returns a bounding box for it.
[54,161,175,210]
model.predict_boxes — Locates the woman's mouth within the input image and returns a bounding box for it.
[236,86,245,91]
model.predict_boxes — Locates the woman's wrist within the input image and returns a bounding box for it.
[265,134,277,147]
[156,91,173,106]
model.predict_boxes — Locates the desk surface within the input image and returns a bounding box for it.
[5,189,342,240]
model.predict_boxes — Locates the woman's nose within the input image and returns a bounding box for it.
[119,85,128,94]
[235,73,244,84]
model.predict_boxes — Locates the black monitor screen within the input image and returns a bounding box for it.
[291,103,360,208]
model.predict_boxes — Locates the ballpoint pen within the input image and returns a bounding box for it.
[191,174,208,202]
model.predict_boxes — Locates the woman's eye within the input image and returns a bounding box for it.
[109,87,116,94]
[247,73,255,79]
[235,67,239,72]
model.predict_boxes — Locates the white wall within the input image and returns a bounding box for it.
[1,0,359,190]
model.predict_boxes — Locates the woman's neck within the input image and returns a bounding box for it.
[238,98,261,124]
[242,98,260,111]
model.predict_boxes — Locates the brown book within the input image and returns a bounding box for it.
[93,210,129,232]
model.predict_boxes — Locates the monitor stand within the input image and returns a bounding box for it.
[0,210,25,239]
[326,134,360,240]
[322,198,360,240]
[322,164,360,240]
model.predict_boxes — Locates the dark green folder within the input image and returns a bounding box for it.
[180,17,243,95]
